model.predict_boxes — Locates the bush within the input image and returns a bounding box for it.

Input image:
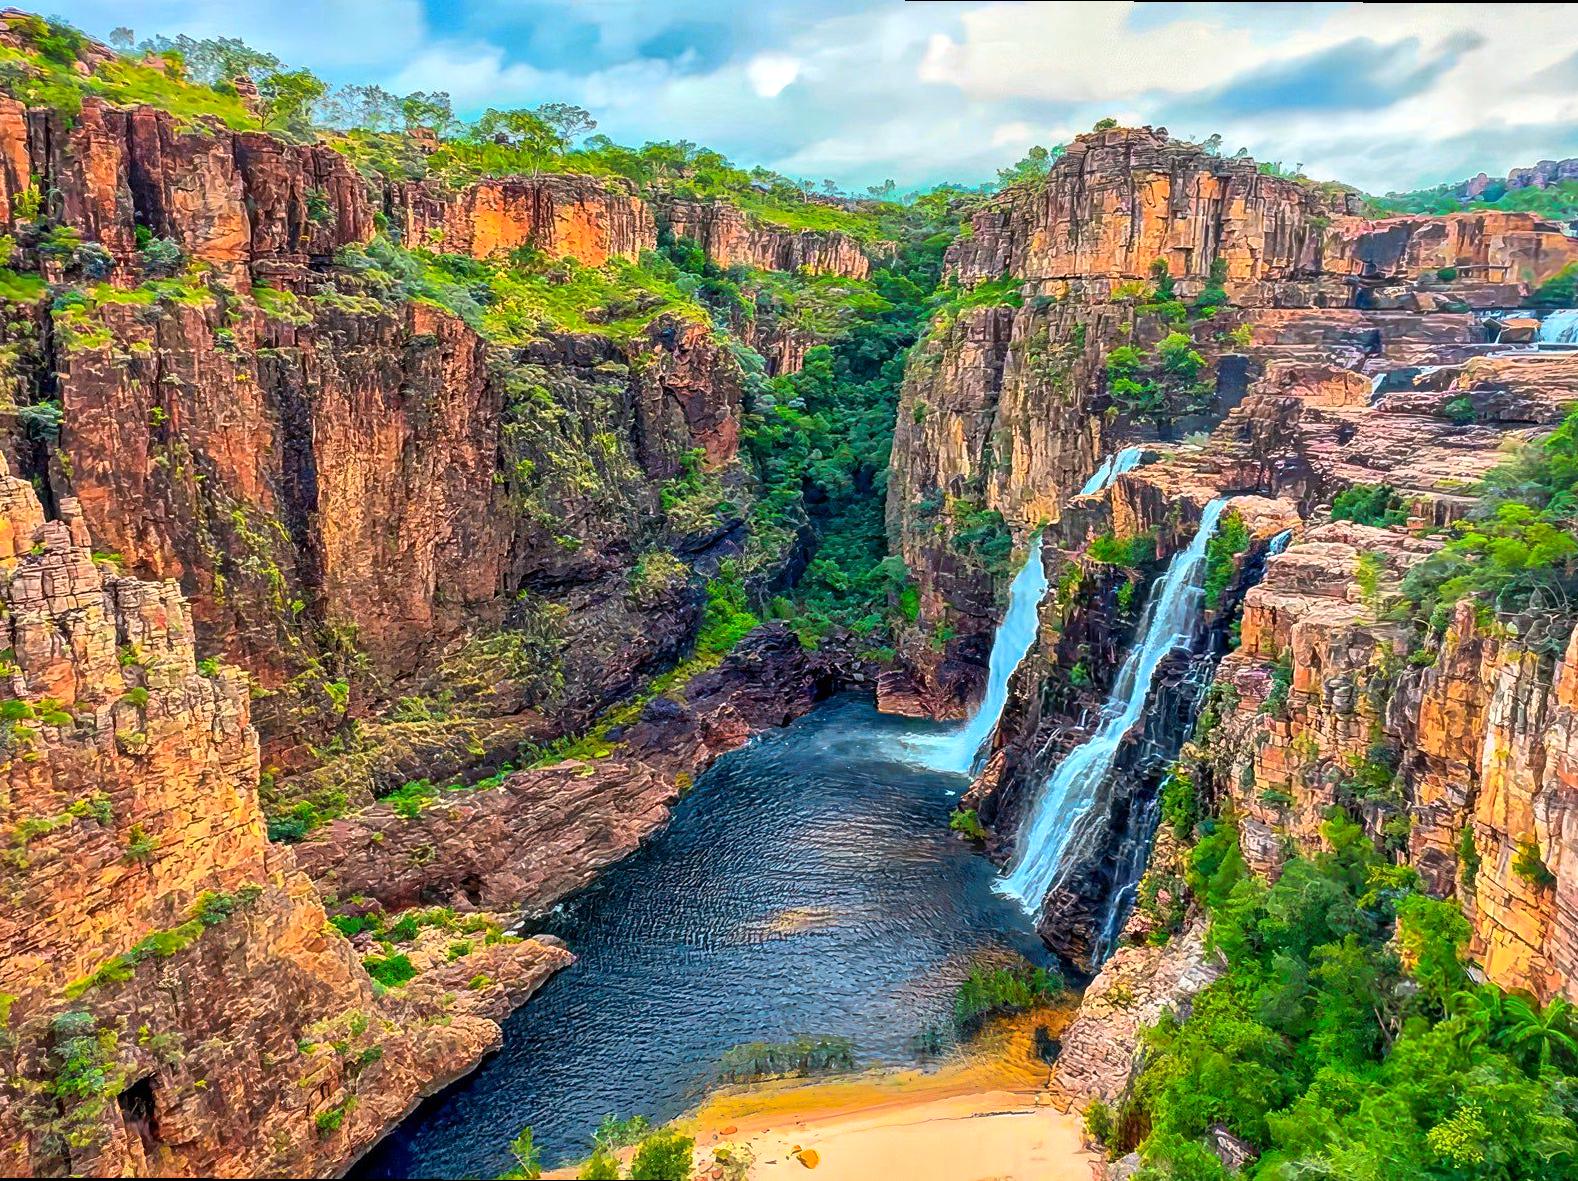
[949,808,987,841]
[629,1130,693,1181]
[361,953,416,988]
[1089,531,1156,568]
[953,962,1063,1033]
[717,1035,854,1082]
[1330,483,1406,527]
[1201,510,1250,609]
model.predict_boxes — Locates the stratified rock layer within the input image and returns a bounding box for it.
[0,466,569,1178]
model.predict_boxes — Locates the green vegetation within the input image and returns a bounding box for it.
[1401,405,1578,634]
[628,1130,694,1181]
[952,961,1064,1035]
[64,886,263,998]
[1108,805,1578,1179]
[949,808,988,842]
[360,952,416,989]
[1090,531,1157,569]
[0,16,259,128]
[1330,483,1407,527]
[717,1034,856,1082]
[1373,177,1578,225]
[1104,331,1213,426]
[1201,510,1250,609]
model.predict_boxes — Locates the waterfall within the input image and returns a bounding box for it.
[900,534,1048,775]
[997,499,1227,914]
[1078,447,1144,496]
[1268,528,1293,556]
[1539,309,1578,345]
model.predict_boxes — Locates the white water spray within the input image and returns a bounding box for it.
[1078,447,1144,497]
[997,499,1227,913]
[899,534,1049,775]
[1539,309,1578,345]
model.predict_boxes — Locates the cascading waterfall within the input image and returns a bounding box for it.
[1078,447,1144,496]
[997,498,1227,913]
[1539,309,1578,345]
[900,534,1048,775]
[1268,528,1293,556]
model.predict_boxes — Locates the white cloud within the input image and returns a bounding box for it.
[40,0,1578,194]
[746,53,801,98]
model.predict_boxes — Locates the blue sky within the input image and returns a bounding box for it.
[43,1,1578,195]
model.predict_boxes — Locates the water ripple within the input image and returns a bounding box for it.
[354,696,1048,1178]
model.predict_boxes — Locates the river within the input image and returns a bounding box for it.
[354,696,1054,1177]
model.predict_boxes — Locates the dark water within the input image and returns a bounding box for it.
[354,696,1050,1178]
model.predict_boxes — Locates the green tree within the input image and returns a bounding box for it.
[258,68,327,133]
[508,1126,542,1180]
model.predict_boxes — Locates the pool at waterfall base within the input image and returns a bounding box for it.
[353,696,1056,1178]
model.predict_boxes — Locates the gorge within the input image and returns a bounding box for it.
[4,8,1578,1181]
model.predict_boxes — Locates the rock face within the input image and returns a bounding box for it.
[0,465,569,1178]
[1199,521,1578,1004]
[902,129,1578,1001]
[292,624,852,914]
[387,175,656,265]
[654,196,880,279]
[1463,157,1578,199]
[1054,926,1223,1104]
[887,127,1578,718]
[6,97,375,286]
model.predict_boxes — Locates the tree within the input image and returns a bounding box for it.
[534,102,596,147]
[321,84,402,132]
[138,34,280,86]
[1093,117,1119,131]
[628,1130,693,1180]
[401,90,453,133]
[509,1127,542,1180]
[470,108,561,171]
[996,144,1064,189]
[577,1145,621,1179]
[1496,995,1578,1074]
[108,27,134,52]
[258,68,327,134]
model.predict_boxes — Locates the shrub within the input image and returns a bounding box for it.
[629,1130,693,1181]
[361,953,416,988]
[1202,510,1250,609]
[1330,483,1406,527]
[717,1035,855,1082]
[1514,837,1557,888]
[953,962,1064,1033]
[949,808,987,841]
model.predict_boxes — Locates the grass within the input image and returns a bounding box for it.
[0,16,258,129]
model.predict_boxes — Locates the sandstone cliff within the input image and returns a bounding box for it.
[0,465,570,1177]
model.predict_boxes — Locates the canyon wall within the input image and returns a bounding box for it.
[0,468,570,1177]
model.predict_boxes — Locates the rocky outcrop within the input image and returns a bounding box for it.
[1192,514,1578,1004]
[948,127,1578,308]
[1054,926,1223,1104]
[50,278,742,759]
[0,465,569,1178]
[654,196,882,278]
[1463,157,1578,199]
[386,174,656,265]
[292,624,853,913]
[6,96,375,285]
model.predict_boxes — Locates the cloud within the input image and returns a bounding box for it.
[40,0,1578,196]
[746,53,800,98]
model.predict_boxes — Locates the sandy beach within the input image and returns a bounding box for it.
[585,1007,1105,1181]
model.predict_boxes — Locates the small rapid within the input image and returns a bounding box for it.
[1539,308,1578,345]
[997,499,1227,914]
[1078,446,1144,496]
